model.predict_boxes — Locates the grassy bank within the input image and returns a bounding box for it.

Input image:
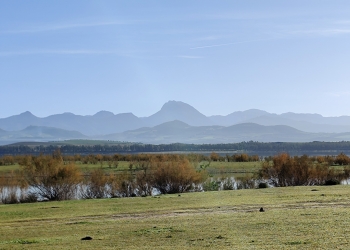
[1,185,350,249]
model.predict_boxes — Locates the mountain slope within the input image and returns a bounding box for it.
[0,126,87,143]
[210,109,271,126]
[102,121,338,144]
[1,101,350,138]
[0,111,144,136]
[0,111,40,131]
[19,126,87,139]
[243,115,350,133]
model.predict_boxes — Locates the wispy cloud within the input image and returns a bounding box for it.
[2,21,133,34]
[190,38,272,50]
[194,36,221,41]
[0,49,122,56]
[291,28,350,36]
[177,55,203,59]
[193,10,295,21]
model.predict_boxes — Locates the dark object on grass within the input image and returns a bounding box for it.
[324,179,340,185]
[258,182,268,189]
[259,207,265,212]
[81,236,93,240]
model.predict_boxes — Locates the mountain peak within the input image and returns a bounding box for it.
[145,101,213,126]
[161,100,193,110]
[93,110,114,118]
[20,111,36,117]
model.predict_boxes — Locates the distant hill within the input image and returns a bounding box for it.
[0,111,144,136]
[209,109,270,126]
[101,120,345,144]
[244,115,350,133]
[0,126,87,145]
[0,128,7,136]
[1,100,350,144]
[20,126,87,139]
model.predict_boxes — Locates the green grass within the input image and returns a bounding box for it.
[1,185,350,249]
[0,164,21,173]
[77,161,132,173]
[205,161,260,175]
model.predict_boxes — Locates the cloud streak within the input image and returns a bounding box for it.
[291,28,350,36]
[2,20,134,34]
[0,49,123,56]
[190,38,273,50]
[177,55,203,59]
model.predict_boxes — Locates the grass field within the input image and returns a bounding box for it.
[1,185,350,249]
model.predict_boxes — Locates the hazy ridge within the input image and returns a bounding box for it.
[1,101,350,145]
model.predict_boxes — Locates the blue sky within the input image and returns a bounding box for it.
[1,1,350,118]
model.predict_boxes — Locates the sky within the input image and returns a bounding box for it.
[1,1,350,118]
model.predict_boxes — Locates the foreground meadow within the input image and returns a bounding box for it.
[1,185,350,249]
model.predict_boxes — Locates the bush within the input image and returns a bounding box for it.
[81,168,109,199]
[221,177,235,190]
[334,153,350,165]
[0,171,24,204]
[236,175,256,189]
[21,154,82,201]
[134,164,153,197]
[259,153,347,187]
[19,192,38,203]
[1,187,19,204]
[151,157,204,194]
[108,171,135,198]
[202,179,220,191]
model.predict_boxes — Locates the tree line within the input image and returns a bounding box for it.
[1,141,350,156]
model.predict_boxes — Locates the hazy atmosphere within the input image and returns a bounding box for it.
[3,3,350,249]
[1,1,350,118]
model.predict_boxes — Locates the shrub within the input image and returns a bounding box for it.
[81,168,109,199]
[259,153,347,187]
[334,153,350,165]
[221,177,236,190]
[0,171,23,204]
[21,154,82,201]
[202,178,220,191]
[134,162,153,197]
[1,187,19,204]
[151,157,204,194]
[108,171,135,198]
[236,175,256,189]
[19,192,38,203]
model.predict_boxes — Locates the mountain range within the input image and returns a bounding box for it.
[1,100,350,145]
